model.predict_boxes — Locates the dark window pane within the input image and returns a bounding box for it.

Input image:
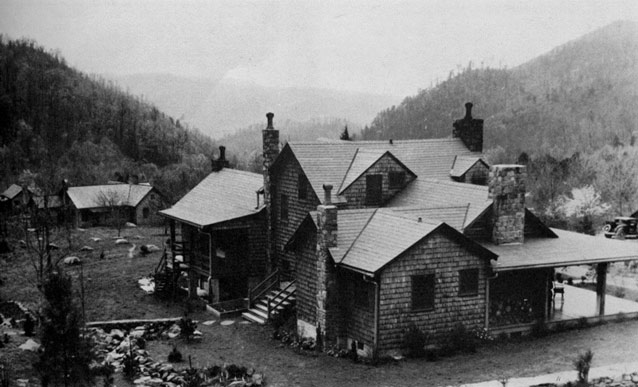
[412,274,435,311]
[389,171,406,189]
[298,173,307,200]
[365,174,383,205]
[459,268,479,296]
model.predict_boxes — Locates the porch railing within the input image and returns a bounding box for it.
[248,269,280,308]
[266,279,296,320]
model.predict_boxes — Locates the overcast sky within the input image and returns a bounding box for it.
[1,0,637,96]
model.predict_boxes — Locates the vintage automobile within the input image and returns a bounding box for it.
[602,216,638,239]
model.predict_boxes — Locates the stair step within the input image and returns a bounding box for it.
[241,311,266,325]
[255,302,286,314]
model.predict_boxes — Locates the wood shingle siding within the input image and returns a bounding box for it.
[342,271,375,345]
[377,232,488,352]
[341,153,415,208]
[295,230,318,325]
[271,152,320,278]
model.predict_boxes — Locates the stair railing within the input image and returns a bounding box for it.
[267,279,296,320]
[155,249,168,274]
[248,269,280,308]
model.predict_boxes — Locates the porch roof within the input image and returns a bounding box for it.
[159,168,264,228]
[485,228,638,272]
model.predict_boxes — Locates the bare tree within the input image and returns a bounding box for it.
[96,189,128,237]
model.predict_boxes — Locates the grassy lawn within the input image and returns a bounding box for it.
[2,225,638,386]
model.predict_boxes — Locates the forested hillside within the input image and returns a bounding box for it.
[362,21,638,159]
[358,21,638,227]
[0,37,219,202]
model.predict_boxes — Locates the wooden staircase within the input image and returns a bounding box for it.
[242,270,296,325]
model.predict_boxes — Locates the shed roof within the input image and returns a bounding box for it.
[485,229,638,271]
[2,184,23,199]
[284,138,479,203]
[66,184,154,210]
[159,169,264,228]
[450,156,487,178]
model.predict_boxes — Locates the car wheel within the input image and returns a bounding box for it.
[616,228,626,239]
[602,224,612,233]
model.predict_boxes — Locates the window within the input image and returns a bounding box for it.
[459,269,479,296]
[389,171,406,189]
[143,207,150,219]
[365,174,383,205]
[280,194,289,221]
[412,274,435,311]
[298,173,307,200]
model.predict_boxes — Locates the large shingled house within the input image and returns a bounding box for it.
[159,104,638,358]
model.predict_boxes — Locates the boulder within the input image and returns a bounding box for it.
[125,222,137,228]
[109,329,125,340]
[115,239,129,245]
[19,338,40,352]
[79,245,94,252]
[90,237,102,242]
[63,256,81,265]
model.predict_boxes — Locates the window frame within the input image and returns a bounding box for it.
[458,268,479,297]
[298,173,307,200]
[388,171,406,189]
[411,273,435,312]
[365,174,383,206]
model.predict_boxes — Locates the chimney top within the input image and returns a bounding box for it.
[266,112,274,129]
[464,102,473,119]
[417,217,422,223]
[322,184,333,205]
[219,145,226,161]
[389,139,393,145]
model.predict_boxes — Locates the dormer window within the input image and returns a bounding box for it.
[298,173,307,200]
[389,171,406,189]
[365,174,383,206]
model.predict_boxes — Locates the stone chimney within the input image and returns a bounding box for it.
[453,102,484,152]
[316,184,339,346]
[488,165,526,244]
[211,145,229,172]
[262,112,279,271]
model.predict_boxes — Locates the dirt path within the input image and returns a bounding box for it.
[142,316,638,387]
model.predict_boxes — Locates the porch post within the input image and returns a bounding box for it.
[484,278,490,330]
[596,262,608,316]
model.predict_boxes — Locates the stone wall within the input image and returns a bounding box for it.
[488,165,526,244]
[377,231,488,353]
[341,153,415,208]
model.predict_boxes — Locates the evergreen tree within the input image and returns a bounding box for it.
[38,270,94,387]
[340,125,351,141]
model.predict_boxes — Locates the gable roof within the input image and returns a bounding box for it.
[338,150,416,194]
[281,138,480,203]
[2,184,23,199]
[159,169,264,228]
[66,184,154,210]
[450,155,488,178]
[332,209,496,275]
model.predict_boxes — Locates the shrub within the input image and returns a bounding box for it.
[92,363,115,387]
[402,323,429,358]
[168,346,183,363]
[530,319,549,338]
[441,323,477,356]
[122,347,139,379]
[226,364,248,379]
[178,317,196,342]
[576,317,589,329]
[614,288,626,299]
[574,349,594,386]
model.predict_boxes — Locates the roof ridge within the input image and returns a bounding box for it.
[378,209,442,226]
[289,138,463,145]
[338,147,359,193]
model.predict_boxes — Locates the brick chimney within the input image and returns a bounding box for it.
[262,112,279,271]
[316,184,339,346]
[211,145,229,172]
[453,102,483,152]
[488,165,526,244]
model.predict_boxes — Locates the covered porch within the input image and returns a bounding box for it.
[483,229,638,335]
